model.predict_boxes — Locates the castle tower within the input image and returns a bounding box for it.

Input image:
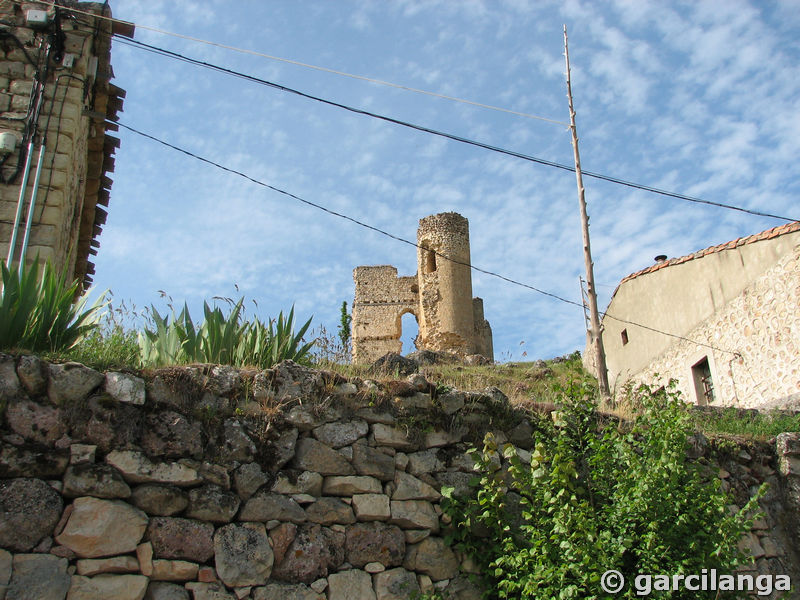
[351,211,493,363]
[416,212,477,355]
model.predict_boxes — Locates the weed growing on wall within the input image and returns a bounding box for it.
[441,382,764,599]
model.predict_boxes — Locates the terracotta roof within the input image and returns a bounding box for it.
[619,220,800,285]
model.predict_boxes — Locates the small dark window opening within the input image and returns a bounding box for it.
[410,284,419,294]
[691,357,715,406]
[620,329,629,345]
[424,248,437,274]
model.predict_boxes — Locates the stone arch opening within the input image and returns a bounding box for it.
[398,310,419,355]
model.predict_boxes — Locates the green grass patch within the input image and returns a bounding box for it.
[691,406,800,439]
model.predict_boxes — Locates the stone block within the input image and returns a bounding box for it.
[104,372,146,405]
[130,484,188,516]
[404,536,459,581]
[313,420,368,448]
[291,438,354,476]
[373,567,420,600]
[75,556,139,576]
[47,362,104,405]
[0,477,63,552]
[105,451,202,486]
[345,522,405,568]
[239,491,306,523]
[271,470,323,497]
[328,569,375,600]
[62,463,131,499]
[390,500,439,532]
[372,424,417,451]
[322,476,382,496]
[352,494,391,521]
[151,559,198,582]
[55,497,147,558]
[67,574,150,600]
[146,517,215,563]
[305,497,355,525]
[6,554,70,600]
[392,471,440,501]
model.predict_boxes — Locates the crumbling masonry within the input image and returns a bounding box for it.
[352,212,493,364]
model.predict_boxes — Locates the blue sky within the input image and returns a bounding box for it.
[95,0,800,362]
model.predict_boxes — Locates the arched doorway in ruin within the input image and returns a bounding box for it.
[397,309,419,356]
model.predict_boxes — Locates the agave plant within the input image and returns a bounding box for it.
[237,306,314,367]
[0,258,105,353]
[138,297,314,369]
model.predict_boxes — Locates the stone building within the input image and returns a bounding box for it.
[586,221,800,408]
[0,1,128,290]
[352,212,493,364]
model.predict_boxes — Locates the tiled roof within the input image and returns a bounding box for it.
[619,220,800,285]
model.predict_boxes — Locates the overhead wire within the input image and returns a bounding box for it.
[23,0,568,127]
[114,120,743,357]
[114,37,798,223]
[29,0,760,356]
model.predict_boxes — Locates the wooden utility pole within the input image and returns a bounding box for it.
[564,25,610,396]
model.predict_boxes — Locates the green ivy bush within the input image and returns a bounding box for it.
[441,382,764,599]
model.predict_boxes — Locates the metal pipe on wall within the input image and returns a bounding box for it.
[5,141,36,265]
[18,142,47,267]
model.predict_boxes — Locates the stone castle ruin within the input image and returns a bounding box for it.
[352,212,493,364]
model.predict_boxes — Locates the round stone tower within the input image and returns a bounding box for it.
[416,212,476,354]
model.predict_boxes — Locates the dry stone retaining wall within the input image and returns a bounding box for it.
[0,354,799,600]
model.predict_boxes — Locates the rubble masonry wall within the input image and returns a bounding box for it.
[0,355,799,600]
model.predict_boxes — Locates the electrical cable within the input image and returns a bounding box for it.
[31,0,569,127]
[114,120,743,357]
[114,37,798,223]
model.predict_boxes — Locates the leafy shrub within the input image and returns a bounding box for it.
[0,258,104,353]
[138,298,313,369]
[441,382,763,599]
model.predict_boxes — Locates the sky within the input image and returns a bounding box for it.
[93,0,800,362]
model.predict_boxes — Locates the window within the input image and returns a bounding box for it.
[421,242,437,274]
[691,357,715,405]
[620,329,628,345]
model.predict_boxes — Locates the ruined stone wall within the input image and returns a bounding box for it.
[0,1,123,289]
[624,244,800,408]
[352,213,493,364]
[351,266,417,364]
[1,355,799,599]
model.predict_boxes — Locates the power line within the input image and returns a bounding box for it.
[115,37,798,223]
[113,120,742,357]
[31,0,567,127]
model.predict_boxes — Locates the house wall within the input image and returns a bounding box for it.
[593,230,800,399]
[628,243,800,408]
[0,0,122,289]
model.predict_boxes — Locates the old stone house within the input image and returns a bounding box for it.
[0,1,127,290]
[586,221,800,408]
